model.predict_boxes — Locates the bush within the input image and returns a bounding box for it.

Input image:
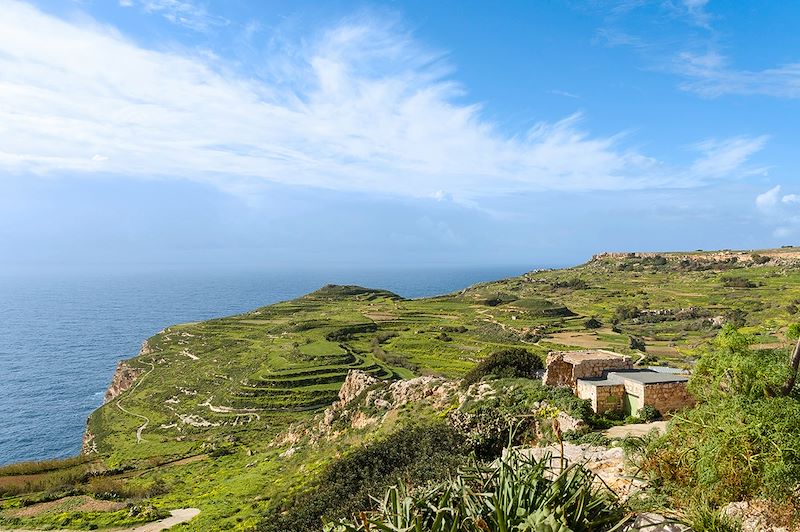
[462,348,543,386]
[614,305,641,322]
[323,446,626,532]
[751,253,771,265]
[450,379,592,458]
[629,336,646,352]
[259,422,469,532]
[721,276,756,288]
[638,404,661,422]
[585,316,602,329]
[641,396,800,506]
[724,309,748,328]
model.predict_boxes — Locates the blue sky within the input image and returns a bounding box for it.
[1,0,799,273]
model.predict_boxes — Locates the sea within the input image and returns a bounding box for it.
[0,266,530,465]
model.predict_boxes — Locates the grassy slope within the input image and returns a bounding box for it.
[3,251,800,530]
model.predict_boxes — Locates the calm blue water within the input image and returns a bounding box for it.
[0,266,528,465]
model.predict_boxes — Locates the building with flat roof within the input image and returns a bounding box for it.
[576,369,693,416]
[542,349,694,416]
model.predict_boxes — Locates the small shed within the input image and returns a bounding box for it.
[576,369,693,416]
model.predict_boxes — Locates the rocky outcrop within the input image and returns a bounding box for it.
[318,370,460,435]
[103,341,151,403]
[282,370,585,449]
[722,500,798,532]
[336,369,378,404]
[81,425,97,455]
[515,442,646,500]
[104,361,144,403]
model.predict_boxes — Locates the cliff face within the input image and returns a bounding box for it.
[103,341,150,403]
[104,362,143,403]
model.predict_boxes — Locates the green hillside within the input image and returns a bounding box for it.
[2,248,800,531]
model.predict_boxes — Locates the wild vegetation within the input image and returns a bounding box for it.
[1,248,799,531]
[634,325,800,526]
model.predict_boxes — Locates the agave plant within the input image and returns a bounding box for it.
[323,448,628,532]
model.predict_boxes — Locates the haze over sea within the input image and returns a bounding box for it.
[0,266,532,465]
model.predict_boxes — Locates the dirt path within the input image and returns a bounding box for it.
[127,508,200,531]
[4,508,200,532]
[604,421,668,439]
[114,361,155,444]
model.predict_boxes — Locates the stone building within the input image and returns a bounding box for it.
[542,349,694,416]
[542,350,633,388]
[576,369,693,416]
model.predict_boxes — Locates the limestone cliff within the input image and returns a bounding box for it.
[103,341,150,403]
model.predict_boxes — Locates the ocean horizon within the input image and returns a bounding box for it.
[0,265,536,465]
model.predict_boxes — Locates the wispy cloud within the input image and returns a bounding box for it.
[675,51,800,98]
[595,1,800,100]
[0,1,768,200]
[690,136,769,179]
[548,89,580,99]
[120,0,227,31]
[678,0,711,28]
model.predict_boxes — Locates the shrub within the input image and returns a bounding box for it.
[259,422,469,532]
[724,308,748,328]
[552,278,589,289]
[638,404,661,422]
[629,336,646,352]
[450,379,592,458]
[325,323,378,341]
[585,316,602,329]
[374,331,397,344]
[614,305,640,322]
[721,276,756,288]
[751,253,771,265]
[641,396,800,506]
[462,348,543,386]
[323,446,626,532]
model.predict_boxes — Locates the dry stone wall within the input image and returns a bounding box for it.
[642,381,695,413]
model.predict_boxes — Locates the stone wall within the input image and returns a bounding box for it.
[596,384,625,413]
[642,381,695,413]
[572,357,632,383]
[544,352,633,390]
[542,355,574,387]
[577,381,624,413]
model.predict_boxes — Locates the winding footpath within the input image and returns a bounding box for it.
[114,361,156,444]
[6,508,201,532]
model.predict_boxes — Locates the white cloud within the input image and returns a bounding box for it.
[676,51,800,99]
[690,136,769,179]
[756,185,781,210]
[680,0,711,28]
[120,0,227,31]
[755,185,800,238]
[782,194,800,204]
[549,89,580,99]
[0,1,770,199]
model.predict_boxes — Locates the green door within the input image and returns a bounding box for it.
[623,392,643,416]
